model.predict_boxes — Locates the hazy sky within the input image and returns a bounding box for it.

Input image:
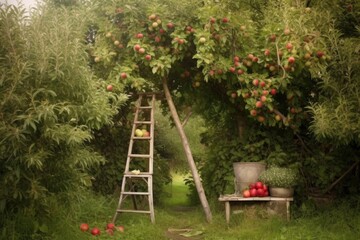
[1,0,41,9]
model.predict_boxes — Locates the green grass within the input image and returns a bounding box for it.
[162,173,192,206]
[39,176,360,240]
[5,173,357,239]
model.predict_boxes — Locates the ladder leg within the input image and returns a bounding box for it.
[148,176,155,223]
[113,175,127,223]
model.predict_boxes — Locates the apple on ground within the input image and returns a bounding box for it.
[106,223,115,230]
[116,226,125,232]
[80,223,89,232]
[106,229,114,236]
[91,227,101,236]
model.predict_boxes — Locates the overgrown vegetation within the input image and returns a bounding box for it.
[1,0,359,239]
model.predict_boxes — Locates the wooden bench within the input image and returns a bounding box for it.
[218,194,293,224]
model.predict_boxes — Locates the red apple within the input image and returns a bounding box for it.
[257,116,265,123]
[166,22,174,29]
[260,95,267,102]
[134,44,141,51]
[260,81,266,88]
[250,109,257,116]
[269,34,276,42]
[255,181,263,189]
[256,188,265,197]
[136,33,144,39]
[106,223,115,230]
[249,183,256,189]
[229,67,236,73]
[270,88,277,95]
[284,28,291,35]
[145,54,152,61]
[316,51,325,58]
[155,36,161,42]
[210,17,216,24]
[243,189,251,198]
[91,227,101,236]
[252,79,259,86]
[288,56,295,64]
[250,188,257,197]
[230,92,237,98]
[234,56,240,62]
[116,226,125,232]
[264,49,270,56]
[80,223,89,232]
[106,229,114,236]
[262,90,269,96]
[120,72,127,79]
[178,39,185,44]
[286,42,293,51]
[222,17,229,23]
[106,85,113,91]
[255,101,263,108]
[237,69,244,75]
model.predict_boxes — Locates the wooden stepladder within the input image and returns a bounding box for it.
[113,93,156,224]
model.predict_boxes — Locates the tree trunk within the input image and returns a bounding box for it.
[162,77,212,223]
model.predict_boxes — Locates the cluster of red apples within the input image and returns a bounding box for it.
[80,222,124,237]
[242,181,269,198]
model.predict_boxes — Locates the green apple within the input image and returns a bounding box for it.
[135,129,144,137]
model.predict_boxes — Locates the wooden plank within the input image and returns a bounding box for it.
[218,195,293,202]
[117,209,151,214]
[122,191,150,195]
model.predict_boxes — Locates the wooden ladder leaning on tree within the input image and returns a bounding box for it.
[113,93,157,223]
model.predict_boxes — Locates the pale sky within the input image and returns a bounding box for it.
[1,0,41,9]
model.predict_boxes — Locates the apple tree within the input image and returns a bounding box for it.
[85,0,349,214]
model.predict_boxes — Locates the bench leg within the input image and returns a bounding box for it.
[225,201,230,224]
[286,201,290,221]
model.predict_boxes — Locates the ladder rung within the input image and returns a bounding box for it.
[134,121,152,124]
[116,209,151,214]
[129,154,151,158]
[132,136,152,140]
[122,191,150,195]
[139,106,152,109]
[124,173,152,177]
